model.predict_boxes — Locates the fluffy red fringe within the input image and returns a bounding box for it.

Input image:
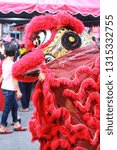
[29,57,100,150]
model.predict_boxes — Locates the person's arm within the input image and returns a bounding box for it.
[12,78,22,99]
[0,74,3,83]
[38,67,45,82]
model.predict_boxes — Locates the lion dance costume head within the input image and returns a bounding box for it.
[12,12,100,150]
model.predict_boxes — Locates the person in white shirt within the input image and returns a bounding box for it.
[0,42,27,134]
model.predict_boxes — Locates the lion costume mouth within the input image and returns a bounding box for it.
[23,70,39,78]
[22,65,40,78]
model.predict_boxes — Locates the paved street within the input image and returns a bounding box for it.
[0,101,40,150]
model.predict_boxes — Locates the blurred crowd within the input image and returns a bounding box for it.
[0,36,33,112]
[0,36,20,61]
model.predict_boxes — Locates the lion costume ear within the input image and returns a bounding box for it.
[24,14,58,50]
[56,12,84,34]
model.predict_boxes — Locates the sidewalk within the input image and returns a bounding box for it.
[0,101,40,150]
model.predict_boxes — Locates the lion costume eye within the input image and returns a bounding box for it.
[44,54,55,63]
[33,30,51,47]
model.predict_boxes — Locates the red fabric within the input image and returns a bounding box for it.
[0,87,5,111]
[29,52,100,150]
[0,0,100,17]
[0,61,5,111]
[47,44,99,78]
[0,61,2,75]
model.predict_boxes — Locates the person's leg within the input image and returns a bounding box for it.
[25,82,32,108]
[11,95,18,123]
[1,90,15,126]
[0,89,14,133]
[10,91,27,131]
[19,82,28,109]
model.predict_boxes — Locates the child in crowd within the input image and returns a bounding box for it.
[0,42,27,134]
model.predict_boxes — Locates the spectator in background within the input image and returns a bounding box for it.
[18,44,33,112]
[0,40,5,60]
[0,42,27,134]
